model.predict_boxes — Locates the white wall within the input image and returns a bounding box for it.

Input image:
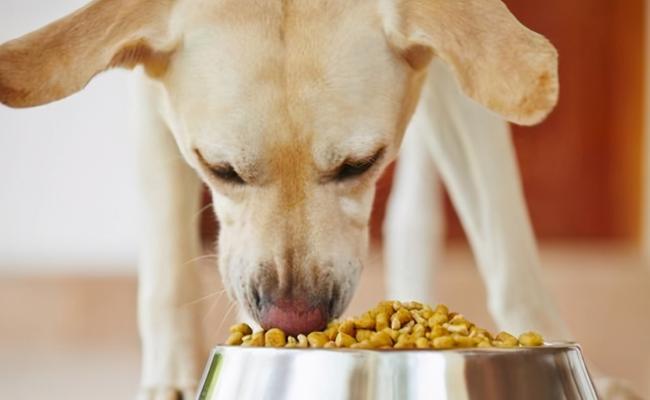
[0,0,139,274]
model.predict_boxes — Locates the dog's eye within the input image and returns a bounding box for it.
[211,164,245,185]
[335,149,385,182]
[336,161,375,181]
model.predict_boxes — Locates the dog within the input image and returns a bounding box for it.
[0,0,641,399]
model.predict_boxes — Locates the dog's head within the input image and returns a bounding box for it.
[0,0,558,335]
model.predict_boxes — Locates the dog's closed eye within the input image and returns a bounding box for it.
[210,164,246,185]
[333,148,385,182]
[195,150,246,185]
[336,160,375,181]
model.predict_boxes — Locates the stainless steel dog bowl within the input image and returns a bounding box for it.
[197,342,597,400]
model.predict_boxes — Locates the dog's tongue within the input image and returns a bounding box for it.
[261,300,327,336]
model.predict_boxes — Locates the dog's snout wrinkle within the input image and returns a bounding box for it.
[276,248,296,295]
[328,282,341,318]
[251,287,261,311]
[254,262,280,295]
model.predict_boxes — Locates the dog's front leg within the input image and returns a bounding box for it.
[419,60,571,339]
[384,101,445,305]
[420,62,644,400]
[133,74,203,400]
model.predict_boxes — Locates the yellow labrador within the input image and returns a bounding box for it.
[0,0,638,399]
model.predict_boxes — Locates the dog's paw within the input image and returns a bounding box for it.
[594,376,644,400]
[136,387,196,400]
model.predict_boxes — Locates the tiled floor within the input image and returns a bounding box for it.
[1,242,649,399]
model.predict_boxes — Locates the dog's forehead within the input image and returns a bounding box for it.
[167,0,408,162]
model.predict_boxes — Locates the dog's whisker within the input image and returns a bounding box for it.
[183,253,218,266]
[183,288,227,307]
[192,202,214,225]
[213,301,237,339]
[201,289,228,325]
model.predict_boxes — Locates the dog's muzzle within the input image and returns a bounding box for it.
[259,297,330,336]
[247,262,346,335]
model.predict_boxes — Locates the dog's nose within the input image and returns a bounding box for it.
[259,297,329,336]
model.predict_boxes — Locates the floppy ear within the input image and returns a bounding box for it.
[383,0,559,125]
[0,0,174,108]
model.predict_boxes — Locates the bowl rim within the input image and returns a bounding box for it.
[211,341,581,354]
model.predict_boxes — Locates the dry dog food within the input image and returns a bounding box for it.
[225,301,544,349]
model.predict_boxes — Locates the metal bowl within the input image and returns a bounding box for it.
[197,342,597,400]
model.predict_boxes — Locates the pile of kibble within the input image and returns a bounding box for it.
[225,301,544,349]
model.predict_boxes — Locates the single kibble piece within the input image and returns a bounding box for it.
[375,313,389,331]
[242,331,265,347]
[434,304,449,315]
[356,329,373,343]
[412,324,426,338]
[229,323,253,336]
[265,328,286,347]
[225,302,545,350]
[433,335,455,349]
[324,325,339,340]
[390,315,402,330]
[394,308,413,324]
[452,334,474,348]
[519,331,544,347]
[428,313,447,327]
[297,334,309,348]
[370,331,393,348]
[382,328,399,341]
[446,323,469,335]
[338,320,356,337]
[355,313,375,330]
[285,336,298,348]
[307,332,330,348]
[226,332,243,346]
[430,325,448,339]
[493,332,519,348]
[397,333,414,345]
[470,327,492,341]
[415,337,430,349]
[336,332,357,347]
[375,302,395,318]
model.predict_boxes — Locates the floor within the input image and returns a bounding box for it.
[1,242,649,399]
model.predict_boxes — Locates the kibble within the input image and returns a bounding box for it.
[225,301,545,350]
[230,323,253,336]
[493,332,519,348]
[370,331,394,348]
[433,335,455,349]
[335,332,357,347]
[415,337,430,349]
[356,329,373,342]
[375,312,389,331]
[519,331,544,347]
[307,332,329,348]
[265,328,286,347]
[297,334,308,348]
[338,320,356,336]
[225,331,244,345]
[242,331,264,347]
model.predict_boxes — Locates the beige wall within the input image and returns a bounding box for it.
[642,0,650,262]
